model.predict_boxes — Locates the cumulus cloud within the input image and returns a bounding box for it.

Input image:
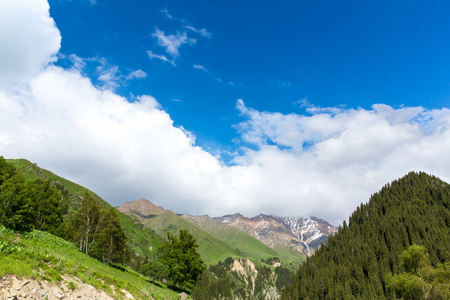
[0,0,60,89]
[2,0,450,227]
[233,100,450,224]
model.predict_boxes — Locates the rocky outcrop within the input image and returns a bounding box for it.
[0,274,124,300]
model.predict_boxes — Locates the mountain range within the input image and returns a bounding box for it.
[215,214,337,255]
[117,198,337,263]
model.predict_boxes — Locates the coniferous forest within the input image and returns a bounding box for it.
[282,172,450,299]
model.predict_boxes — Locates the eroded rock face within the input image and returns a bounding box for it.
[0,274,120,300]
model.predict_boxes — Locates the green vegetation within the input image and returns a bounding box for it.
[191,256,294,299]
[6,158,164,267]
[387,245,450,299]
[1,157,127,266]
[0,225,181,299]
[159,229,205,290]
[142,260,169,283]
[185,215,293,263]
[0,157,63,232]
[65,193,127,264]
[1,157,206,296]
[282,172,450,299]
[140,210,245,264]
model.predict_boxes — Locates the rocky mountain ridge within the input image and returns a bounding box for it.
[216,214,337,255]
[118,198,337,256]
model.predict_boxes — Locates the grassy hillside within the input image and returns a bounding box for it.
[0,226,180,299]
[7,158,300,273]
[7,158,163,262]
[182,214,305,267]
[140,210,242,265]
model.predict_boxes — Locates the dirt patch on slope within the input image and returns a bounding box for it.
[0,274,135,300]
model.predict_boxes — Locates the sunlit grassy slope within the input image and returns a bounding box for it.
[181,215,305,266]
[7,158,163,259]
[0,226,180,299]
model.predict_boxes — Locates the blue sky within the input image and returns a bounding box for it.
[49,0,450,153]
[1,0,450,225]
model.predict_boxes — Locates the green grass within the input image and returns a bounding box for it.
[187,216,281,260]
[118,212,163,258]
[143,211,241,265]
[273,244,306,269]
[7,158,165,261]
[0,226,181,299]
[7,158,303,271]
[7,158,94,198]
[182,215,306,267]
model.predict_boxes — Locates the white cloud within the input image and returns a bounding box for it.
[160,7,173,20]
[0,0,60,90]
[2,0,450,227]
[185,25,212,38]
[125,69,147,80]
[65,55,147,90]
[193,64,208,72]
[233,100,450,224]
[152,28,196,57]
[147,50,175,66]
[68,54,86,72]
[95,58,121,90]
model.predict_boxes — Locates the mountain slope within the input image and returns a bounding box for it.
[282,172,450,299]
[7,159,164,265]
[180,214,305,266]
[0,226,180,299]
[118,199,290,265]
[118,199,244,265]
[216,214,337,255]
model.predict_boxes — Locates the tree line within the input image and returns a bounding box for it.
[0,157,127,265]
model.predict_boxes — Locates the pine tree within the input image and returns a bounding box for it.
[26,179,63,235]
[159,229,205,290]
[0,157,32,230]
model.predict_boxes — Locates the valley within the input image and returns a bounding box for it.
[2,158,450,299]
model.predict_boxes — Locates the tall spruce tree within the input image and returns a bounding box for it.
[26,179,63,235]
